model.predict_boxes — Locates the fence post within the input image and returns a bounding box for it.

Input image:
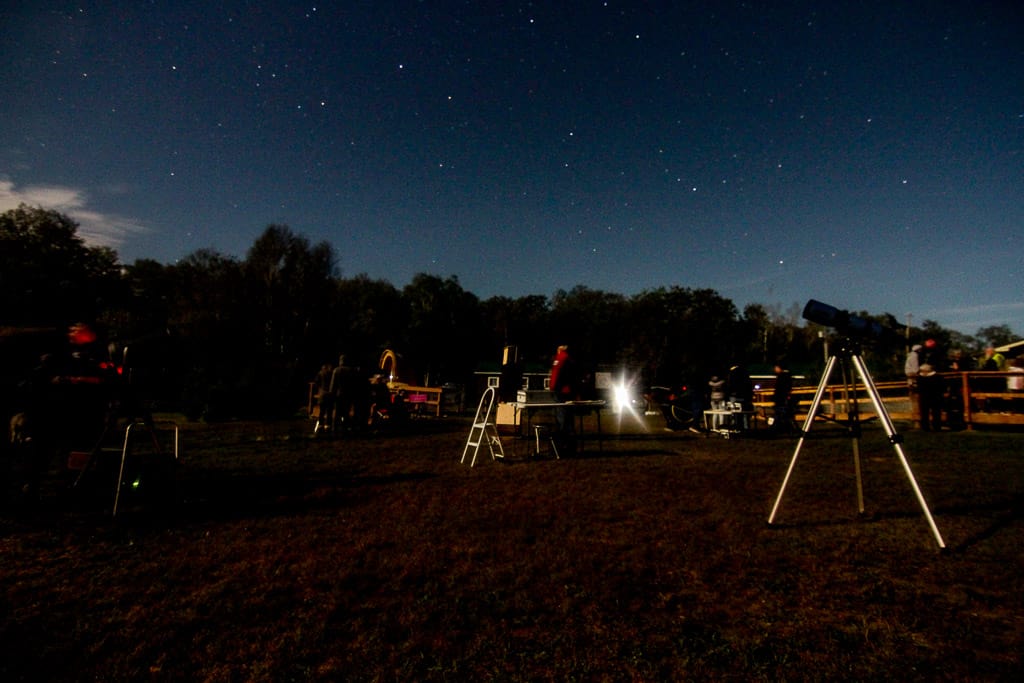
[960,372,973,430]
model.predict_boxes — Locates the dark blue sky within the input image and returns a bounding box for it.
[2,1,1022,335]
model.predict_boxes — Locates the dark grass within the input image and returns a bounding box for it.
[2,414,1023,681]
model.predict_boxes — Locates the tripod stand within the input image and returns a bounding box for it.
[767,337,946,549]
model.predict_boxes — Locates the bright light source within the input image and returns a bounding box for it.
[610,374,649,433]
[613,382,631,412]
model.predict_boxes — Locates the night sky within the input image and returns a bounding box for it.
[2,2,1022,335]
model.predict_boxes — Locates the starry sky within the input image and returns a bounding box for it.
[2,1,1022,336]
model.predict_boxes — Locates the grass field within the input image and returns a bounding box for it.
[2,412,1022,681]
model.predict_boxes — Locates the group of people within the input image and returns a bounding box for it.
[704,363,762,432]
[312,356,404,435]
[7,322,143,500]
[903,339,951,431]
[905,341,1024,431]
[703,362,794,435]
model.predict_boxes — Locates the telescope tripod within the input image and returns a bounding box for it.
[767,338,946,549]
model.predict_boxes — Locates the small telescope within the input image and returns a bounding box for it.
[802,299,895,343]
[773,298,947,549]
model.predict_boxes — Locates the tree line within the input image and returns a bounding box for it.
[1,205,1017,419]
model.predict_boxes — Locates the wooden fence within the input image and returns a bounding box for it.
[755,372,1023,430]
[952,371,1024,428]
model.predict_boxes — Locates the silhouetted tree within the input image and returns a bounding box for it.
[0,204,122,325]
[244,224,336,366]
[739,303,772,365]
[976,324,1016,349]
[549,286,628,367]
[480,294,551,365]
[676,287,743,376]
[401,274,483,385]
[621,287,741,383]
[13,208,1010,418]
[621,288,678,383]
[168,249,247,418]
[333,274,406,369]
[113,258,176,339]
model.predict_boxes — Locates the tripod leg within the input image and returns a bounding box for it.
[768,355,836,525]
[842,365,867,515]
[852,435,865,515]
[851,355,946,549]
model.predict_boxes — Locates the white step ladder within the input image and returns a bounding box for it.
[461,386,505,467]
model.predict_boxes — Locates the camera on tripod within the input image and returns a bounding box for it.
[802,299,898,343]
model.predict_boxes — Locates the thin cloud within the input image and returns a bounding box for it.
[935,302,1024,317]
[0,178,149,250]
[923,302,1024,336]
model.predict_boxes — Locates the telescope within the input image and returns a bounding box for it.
[802,299,897,343]
[771,298,948,549]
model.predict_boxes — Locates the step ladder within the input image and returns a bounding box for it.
[460,386,505,467]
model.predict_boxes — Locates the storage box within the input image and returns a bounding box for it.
[496,402,520,426]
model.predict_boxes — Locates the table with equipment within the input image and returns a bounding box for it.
[702,402,756,438]
[508,399,606,455]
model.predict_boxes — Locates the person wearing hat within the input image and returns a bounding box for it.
[922,338,946,370]
[917,363,945,431]
[549,344,579,453]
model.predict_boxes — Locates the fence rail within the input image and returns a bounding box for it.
[755,372,1023,429]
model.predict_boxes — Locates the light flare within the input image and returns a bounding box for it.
[611,373,649,433]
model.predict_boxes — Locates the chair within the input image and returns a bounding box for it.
[533,424,560,459]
